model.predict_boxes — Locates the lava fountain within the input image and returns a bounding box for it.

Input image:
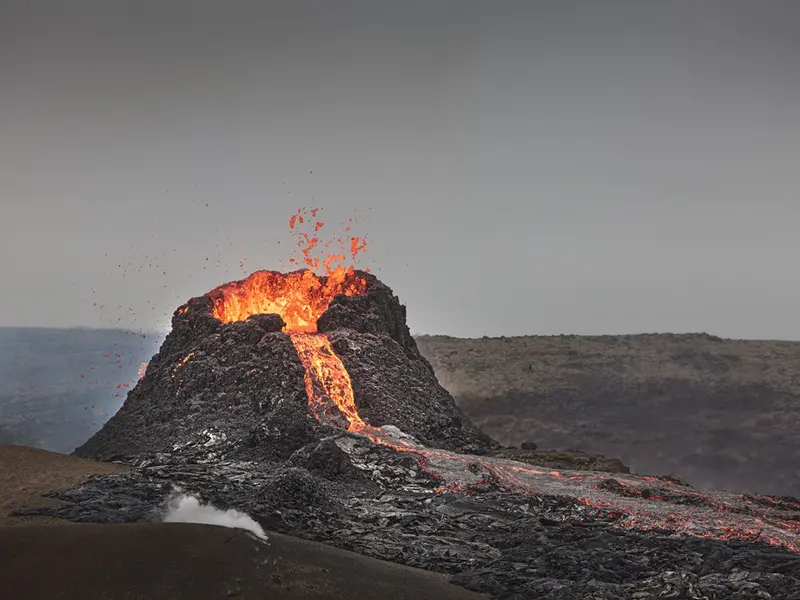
[209,267,368,430]
[207,208,372,432]
[209,267,367,332]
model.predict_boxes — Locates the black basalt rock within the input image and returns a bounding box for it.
[246,313,286,332]
[327,329,497,454]
[318,272,427,366]
[74,270,497,460]
[288,438,362,481]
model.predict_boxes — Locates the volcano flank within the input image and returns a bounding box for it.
[75,268,496,462]
[21,266,800,599]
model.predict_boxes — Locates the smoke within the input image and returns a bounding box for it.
[163,493,268,542]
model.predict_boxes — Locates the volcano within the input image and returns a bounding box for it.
[22,261,800,598]
[75,267,496,462]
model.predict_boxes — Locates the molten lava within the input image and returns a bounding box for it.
[207,208,372,427]
[292,333,366,431]
[209,267,366,332]
[209,268,368,427]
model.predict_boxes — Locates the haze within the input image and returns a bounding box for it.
[2,1,799,339]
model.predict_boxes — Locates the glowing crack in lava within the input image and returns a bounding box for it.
[210,267,366,331]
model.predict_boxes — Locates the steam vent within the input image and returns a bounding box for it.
[75,268,496,462]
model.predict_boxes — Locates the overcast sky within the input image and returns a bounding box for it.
[2,1,799,339]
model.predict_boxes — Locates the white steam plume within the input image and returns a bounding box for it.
[163,493,268,542]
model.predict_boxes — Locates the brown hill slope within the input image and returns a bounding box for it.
[0,523,485,600]
[0,444,124,526]
[416,333,800,497]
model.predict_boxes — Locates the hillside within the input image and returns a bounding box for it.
[0,444,125,527]
[416,333,800,497]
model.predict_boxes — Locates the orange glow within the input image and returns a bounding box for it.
[206,210,372,424]
[291,332,366,430]
[210,209,369,331]
[171,352,195,380]
[205,209,373,429]
[209,267,366,332]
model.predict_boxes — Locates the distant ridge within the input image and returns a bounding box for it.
[416,332,800,497]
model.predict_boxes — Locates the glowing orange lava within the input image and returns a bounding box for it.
[210,208,370,331]
[209,266,366,332]
[287,207,369,274]
[207,209,371,427]
[291,332,366,431]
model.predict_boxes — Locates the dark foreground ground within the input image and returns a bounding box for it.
[0,523,485,600]
[0,445,484,600]
[10,439,800,599]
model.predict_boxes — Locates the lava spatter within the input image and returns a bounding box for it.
[209,267,366,331]
[287,207,368,274]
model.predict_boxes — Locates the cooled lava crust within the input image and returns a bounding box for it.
[75,269,497,462]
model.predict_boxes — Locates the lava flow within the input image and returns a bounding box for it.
[291,332,366,430]
[204,208,799,556]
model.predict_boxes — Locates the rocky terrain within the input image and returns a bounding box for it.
[416,333,800,497]
[10,270,799,599]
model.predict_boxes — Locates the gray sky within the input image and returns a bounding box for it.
[2,1,799,339]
